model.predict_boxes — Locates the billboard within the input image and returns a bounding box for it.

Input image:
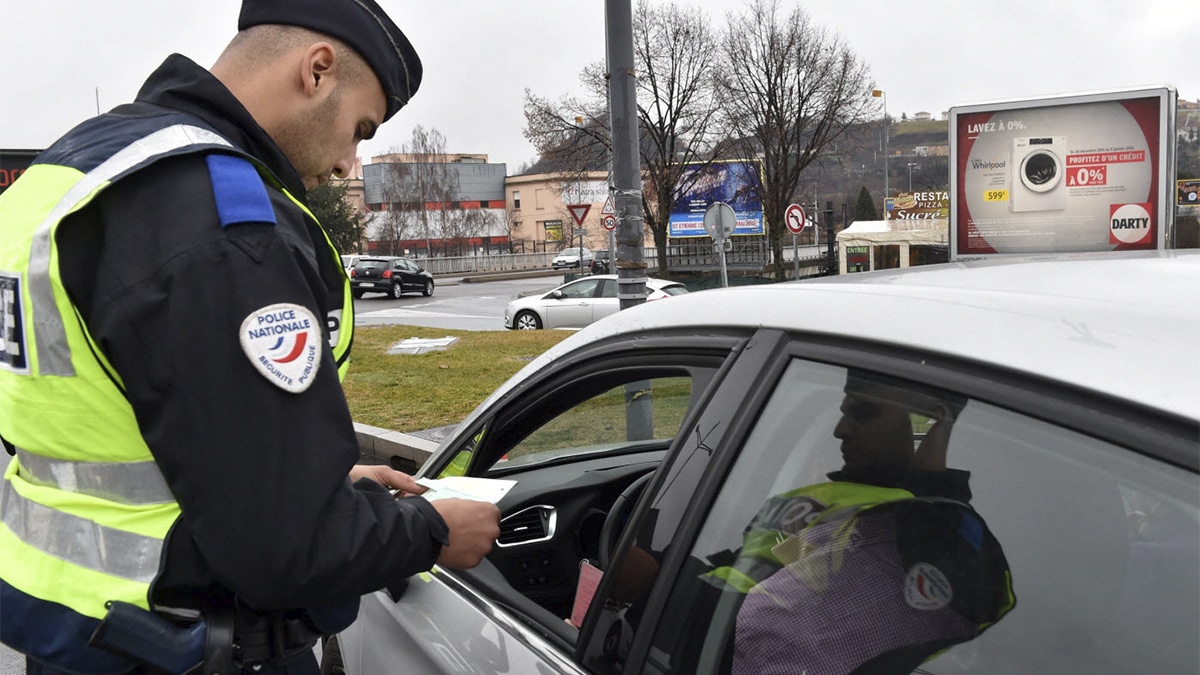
[0,149,41,197]
[949,87,1176,259]
[668,160,764,238]
[1179,179,1200,207]
[885,192,949,221]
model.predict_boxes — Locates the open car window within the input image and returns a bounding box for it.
[495,376,691,469]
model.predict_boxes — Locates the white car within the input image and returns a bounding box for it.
[334,251,1198,675]
[340,254,362,276]
[504,275,689,330]
[551,247,594,270]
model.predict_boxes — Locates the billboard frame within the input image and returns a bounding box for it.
[667,159,765,238]
[948,86,1177,260]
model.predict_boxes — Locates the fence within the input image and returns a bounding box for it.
[411,249,662,276]
[404,242,829,278]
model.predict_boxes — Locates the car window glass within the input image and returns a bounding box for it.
[660,285,688,297]
[496,376,691,469]
[598,280,618,298]
[559,279,601,299]
[357,259,387,270]
[645,358,1199,675]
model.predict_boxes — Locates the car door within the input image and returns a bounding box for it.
[544,278,602,329]
[340,331,750,674]
[394,258,419,292]
[605,332,1198,675]
[589,279,620,324]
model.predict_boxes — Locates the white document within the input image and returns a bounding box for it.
[415,476,515,504]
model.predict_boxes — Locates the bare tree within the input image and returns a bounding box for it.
[632,1,730,274]
[717,0,877,280]
[522,0,728,274]
[378,126,459,257]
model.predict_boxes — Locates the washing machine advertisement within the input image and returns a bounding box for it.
[949,87,1176,259]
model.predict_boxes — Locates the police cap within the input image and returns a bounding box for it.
[238,0,422,121]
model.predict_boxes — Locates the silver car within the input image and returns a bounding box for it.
[551,247,594,270]
[503,275,688,330]
[336,251,1199,675]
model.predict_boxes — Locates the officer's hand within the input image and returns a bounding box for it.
[349,465,426,496]
[430,498,501,569]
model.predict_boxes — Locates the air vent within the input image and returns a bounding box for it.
[497,505,556,547]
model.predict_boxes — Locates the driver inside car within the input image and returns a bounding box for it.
[705,371,1016,675]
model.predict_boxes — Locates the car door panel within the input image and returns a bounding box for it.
[343,579,585,675]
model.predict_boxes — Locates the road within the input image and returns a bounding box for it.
[354,274,564,331]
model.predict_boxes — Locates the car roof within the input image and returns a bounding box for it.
[536,251,1199,422]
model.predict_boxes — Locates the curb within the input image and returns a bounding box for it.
[354,422,437,474]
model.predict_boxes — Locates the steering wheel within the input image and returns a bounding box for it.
[598,472,654,570]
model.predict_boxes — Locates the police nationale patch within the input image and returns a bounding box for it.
[904,562,953,611]
[239,303,321,393]
[0,273,29,374]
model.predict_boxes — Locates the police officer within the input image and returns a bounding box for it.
[708,373,1015,674]
[0,1,500,673]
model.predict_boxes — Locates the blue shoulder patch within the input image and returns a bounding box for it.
[205,154,277,228]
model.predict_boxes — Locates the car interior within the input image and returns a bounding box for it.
[425,351,726,650]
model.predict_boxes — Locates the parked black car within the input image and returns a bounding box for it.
[349,257,434,299]
[589,248,612,274]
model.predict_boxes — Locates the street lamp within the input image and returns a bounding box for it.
[872,89,888,199]
[906,162,920,192]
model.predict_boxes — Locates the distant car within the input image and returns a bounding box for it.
[504,274,688,330]
[340,254,363,276]
[589,249,612,274]
[333,251,1197,675]
[349,256,434,299]
[551,247,593,270]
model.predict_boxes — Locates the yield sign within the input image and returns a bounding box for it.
[567,204,591,226]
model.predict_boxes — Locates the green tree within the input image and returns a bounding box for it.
[853,185,878,221]
[307,182,364,255]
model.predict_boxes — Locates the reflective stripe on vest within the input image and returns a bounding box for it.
[0,479,161,583]
[26,124,233,377]
[15,449,173,505]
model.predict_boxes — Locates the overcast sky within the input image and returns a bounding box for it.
[2,0,1195,171]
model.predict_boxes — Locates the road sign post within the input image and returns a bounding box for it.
[567,204,591,274]
[785,203,807,280]
[704,202,736,288]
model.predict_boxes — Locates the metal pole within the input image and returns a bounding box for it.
[719,243,729,288]
[606,0,645,310]
[606,0,651,442]
[873,90,888,199]
[812,200,820,273]
[824,201,835,276]
[792,233,799,280]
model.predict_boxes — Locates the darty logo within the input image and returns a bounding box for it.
[1109,203,1153,246]
[239,303,322,393]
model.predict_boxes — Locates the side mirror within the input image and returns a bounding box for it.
[550,290,564,300]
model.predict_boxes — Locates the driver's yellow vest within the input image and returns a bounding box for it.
[0,116,353,668]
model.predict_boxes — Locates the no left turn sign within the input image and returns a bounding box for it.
[785,204,807,235]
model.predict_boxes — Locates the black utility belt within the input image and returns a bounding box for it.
[90,601,322,675]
